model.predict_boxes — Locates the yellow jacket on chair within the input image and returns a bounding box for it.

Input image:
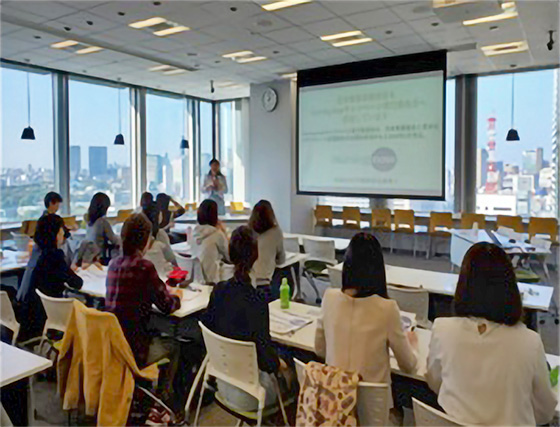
[57,300,158,426]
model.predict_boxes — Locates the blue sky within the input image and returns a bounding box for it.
[1,67,555,172]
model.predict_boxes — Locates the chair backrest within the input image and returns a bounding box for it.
[394,210,414,230]
[229,201,245,213]
[387,286,429,326]
[284,236,301,253]
[302,238,336,262]
[199,321,263,401]
[294,359,389,426]
[20,220,38,237]
[116,209,133,223]
[36,290,75,335]
[62,216,78,229]
[371,209,391,229]
[184,202,198,212]
[315,205,333,227]
[412,398,463,426]
[0,291,20,345]
[429,212,453,234]
[528,217,558,243]
[460,213,486,230]
[327,265,342,288]
[496,215,523,233]
[175,254,206,283]
[342,207,361,230]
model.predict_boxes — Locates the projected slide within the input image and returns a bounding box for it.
[297,52,446,199]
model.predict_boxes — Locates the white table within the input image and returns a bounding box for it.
[77,266,212,318]
[0,251,28,274]
[284,233,350,252]
[328,263,553,312]
[1,343,53,424]
[173,213,250,226]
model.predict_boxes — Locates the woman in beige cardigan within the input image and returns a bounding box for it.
[315,233,418,393]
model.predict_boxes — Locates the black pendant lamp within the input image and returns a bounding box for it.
[21,73,35,140]
[506,73,520,141]
[180,96,189,150]
[114,85,125,145]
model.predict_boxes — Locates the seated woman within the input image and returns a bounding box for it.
[142,202,178,277]
[315,233,417,401]
[191,199,229,283]
[134,191,153,214]
[203,226,292,411]
[156,193,185,231]
[248,200,285,300]
[105,214,189,415]
[19,214,83,340]
[426,242,557,426]
[86,192,120,263]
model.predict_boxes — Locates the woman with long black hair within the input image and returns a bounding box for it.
[86,192,120,263]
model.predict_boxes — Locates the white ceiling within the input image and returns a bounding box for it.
[1,0,558,100]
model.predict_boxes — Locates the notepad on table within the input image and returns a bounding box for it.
[270,309,314,335]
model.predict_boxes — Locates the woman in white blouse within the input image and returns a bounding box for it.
[315,233,418,395]
[426,242,557,426]
[142,202,178,277]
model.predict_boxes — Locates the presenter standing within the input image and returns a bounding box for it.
[202,159,228,215]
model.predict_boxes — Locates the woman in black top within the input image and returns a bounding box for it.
[156,193,185,231]
[204,226,291,411]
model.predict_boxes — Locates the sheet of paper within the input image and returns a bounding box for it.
[269,309,314,335]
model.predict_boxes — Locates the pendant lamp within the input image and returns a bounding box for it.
[114,85,124,145]
[506,73,520,141]
[180,96,189,150]
[21,73,35,140]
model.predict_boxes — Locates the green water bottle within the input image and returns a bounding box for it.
[280,278,290,309]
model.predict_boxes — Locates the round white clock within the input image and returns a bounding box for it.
[262,87,278,112]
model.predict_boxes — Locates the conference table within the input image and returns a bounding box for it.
[327,262,553,312]
[0,250,29,274]
[1,343,53,425]
[284,233,351,252]
[268,300,560,417]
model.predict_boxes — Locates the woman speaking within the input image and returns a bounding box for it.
[203,159,228,215]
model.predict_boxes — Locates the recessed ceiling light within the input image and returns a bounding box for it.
[236,56,267,63]
[320,30,363,41]
[261,0,311,11]
[149,64,174,72]
[75,46,103,54]
[163,69,187,75]
[463,2,518,26]
[129,17,167,29]
[222,50,254,59]
[332,37,373,47]
[481,40,528,56]
[153,25,190,36]
[51,40,79,49]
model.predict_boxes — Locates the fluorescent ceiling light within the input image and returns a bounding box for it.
[163,69,187,75]
[51,40,79,49]
[463,2,517,26]
[321,30,363,41]
[149,64,174,72]
[481,40,528,56]
[332,37,373,47]
[129,17,166,29]
[222,50,254,59]
[153,26,190,36]
[262,0,311,11]
[281,72,297,79]
[75,46,103,54]
[236,56,267,63]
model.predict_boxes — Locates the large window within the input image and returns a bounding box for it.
[146,92,192,201]
[199,101,214,199]
[1,67,55,222]
[69,78,131,216]
[476,69,557,218]
[218,100,247,203]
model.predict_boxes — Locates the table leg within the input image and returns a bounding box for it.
[291,265,302,301]
[27,377,35,425]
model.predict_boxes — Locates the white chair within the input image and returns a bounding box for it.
[284,236,301,253]
[302,239,337,303]
[36,290,75,352]
[327,265,342,288]
[195,322,289,427]
[0,291,20,345]
[387,286,431,329]
[412,398,463,426]
[175,254,206,284]
[294,359,389,426]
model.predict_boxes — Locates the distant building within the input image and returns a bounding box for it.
[522,148,544,175]
[503,163,519,175]
[476,193,517,216]
[540,167,554,189]
[147,154,163,190]
[89,146,107,178]
[70,146,81,179]
[476,148,488,189]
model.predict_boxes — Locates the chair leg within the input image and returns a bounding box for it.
[426,236,431,260]
[290,265,301,301]
[235,420,243,427]
[193,377,207,427]
[304,272,321,304]
[413,235,416,258]
[184,356,208,421]
[272,376,288,426]
[256,399,264,427]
